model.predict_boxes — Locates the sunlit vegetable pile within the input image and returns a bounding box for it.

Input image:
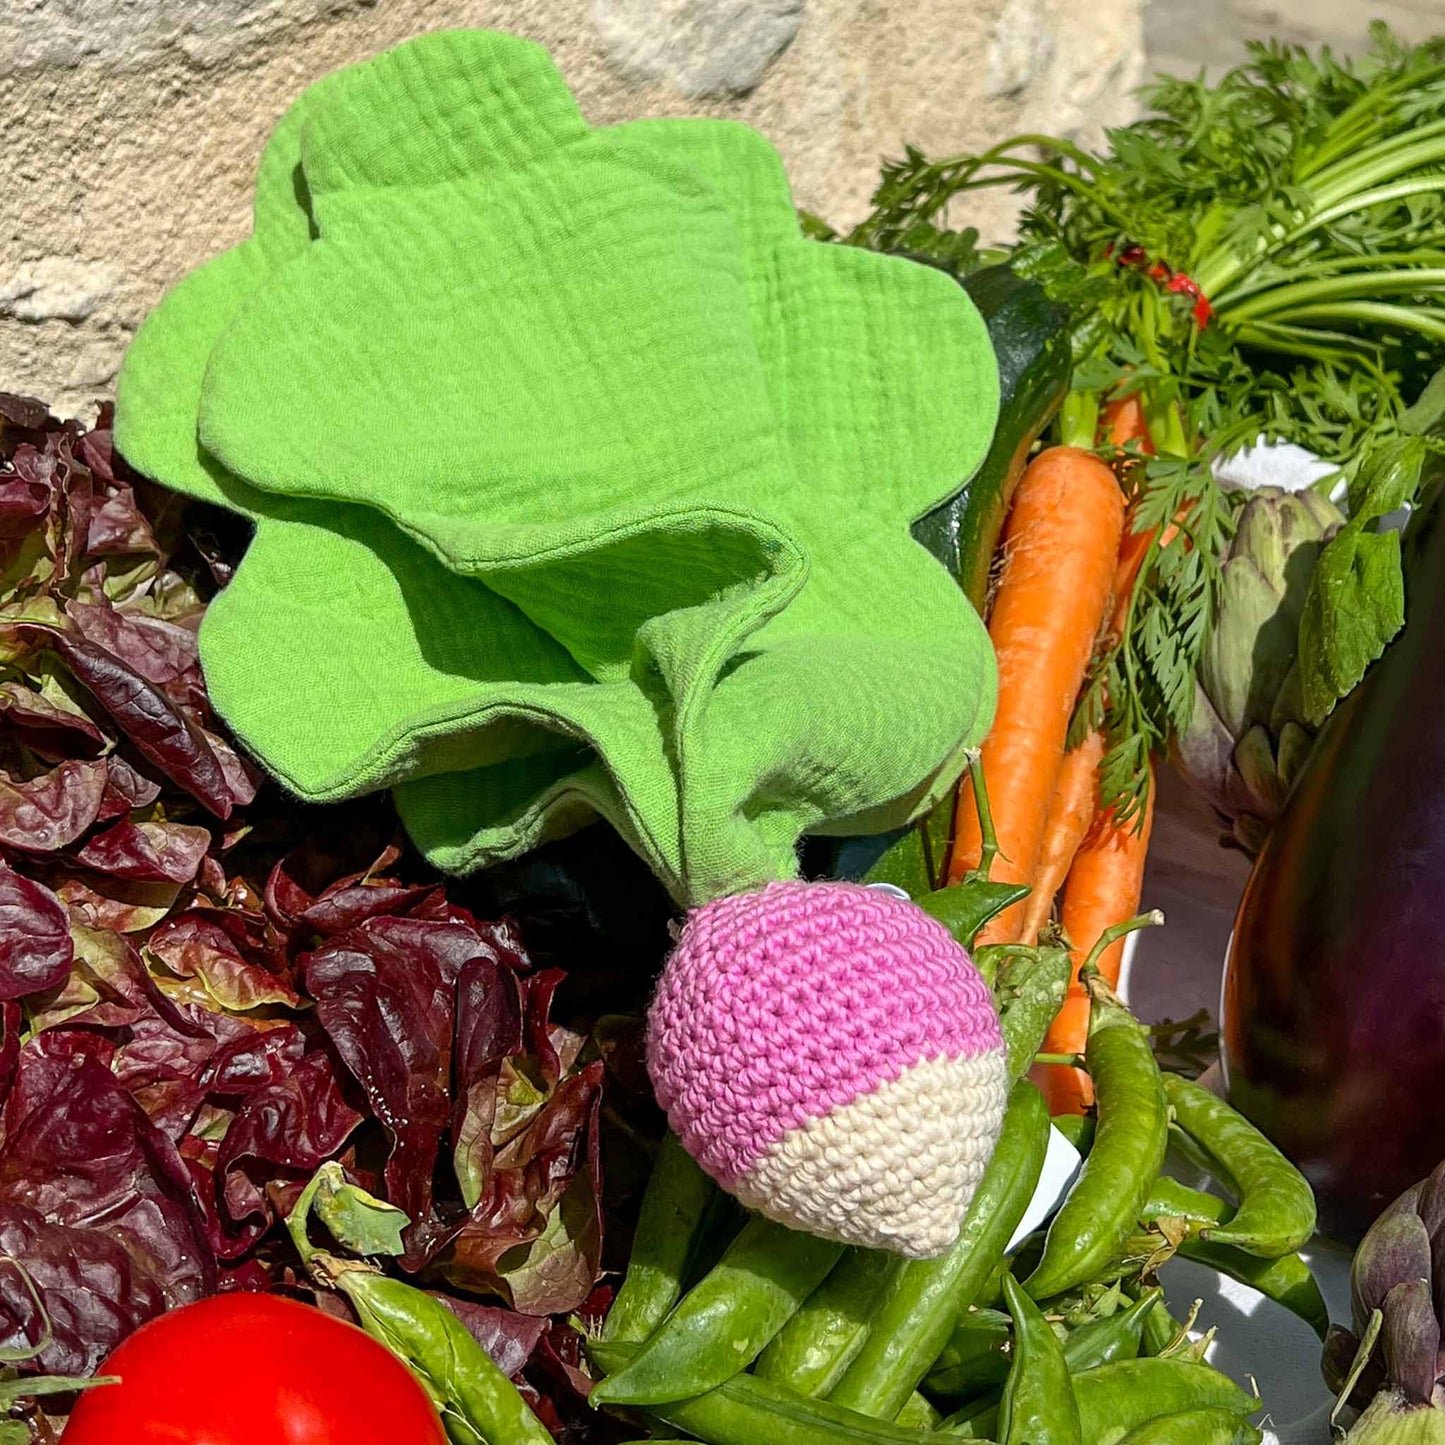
[0,399,662,1440]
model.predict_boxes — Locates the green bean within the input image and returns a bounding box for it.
[828,1079,1050,1419]
[1176,1237,1329,1341]
[996,948,1073,1078]
[1024,985,1167,1300]
[922,1307,1013,1397]
[999,1272,1082,1444]
[1071,1359,1258,1445]
[1116,1408,1263,1443]
[587,1341,964,1445]
[755,1249,904,1396]
[336,1272,553,1445]
[604,1133,718,1344]
[591,1216,843,1406]
[1162,1074,1316,1257]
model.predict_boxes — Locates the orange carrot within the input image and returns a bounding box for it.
[1037,762,1156,1112]
[1101,393,1155,454]
[1017,729,1105,944]
[1101,393,1174,646]
[948,448,1126,944]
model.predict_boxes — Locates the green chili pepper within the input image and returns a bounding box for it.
[754,1248,904,1396]
[587,1341,961,1445]
[827,1079,1050,1419]
[335,1272,553,1445]
[1116,1407,1264,1443]
[996,948,1073,1078]
[1176,1237,1329,1341]
[1024,983,1167,1301]
[589,1215,843,1406]
[921,1307,1014,1397]
[1161,1074,1316,1257]
[603,1133,717,1344]
[1071,1359,1258,1445]
[1053,1113,1096,1158]
[999,1272,1082,1445]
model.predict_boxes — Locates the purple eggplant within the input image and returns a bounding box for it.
[1223,481,1445,1238]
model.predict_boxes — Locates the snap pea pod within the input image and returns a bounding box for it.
[896,1390,943,1429]
[1137,1299,1180,1357]
[917,881,1030,965]
[1063,1289,1163,1369]
[1161,1074,1316,1257]
[828,1079,1050,1419]
[921,1308,1013,1397]
[996,948,1073,1078]
[603,1133,718,1344]
[1052,1113,1096,1158]
[335,1272,553,1445]
[1116,1408,1263,1444]
[754,1249,904,1396]
[1176,1237,1329,1341]
[937,1287,1161,1437]
[929,1288,1160,1404]
[1140,1177,1231,1230]
[1024,985,1167,1301]
[591,1216,843,1406]
[587,1341,967,1445]
[1071,1359,1258,1445]
[999,1273,1082,1445]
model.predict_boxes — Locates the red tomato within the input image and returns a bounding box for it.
[62,1292,447,1445]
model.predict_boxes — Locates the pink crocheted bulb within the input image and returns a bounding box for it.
[647,879,1008,1258]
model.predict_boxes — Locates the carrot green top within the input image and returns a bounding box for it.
[114,28,999,905]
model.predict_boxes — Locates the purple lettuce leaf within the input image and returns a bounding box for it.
[0,864,72,998]
[0,759,108,853]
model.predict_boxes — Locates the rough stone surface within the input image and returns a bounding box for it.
[1,0,379,72]
[1146,0,1440,80]
[1,0,1145,416]
[593,0,805,96]
[987,0,1053,98]
[0,258,117,322]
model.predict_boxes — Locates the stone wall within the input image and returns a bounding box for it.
[1,0,1145,417]
[1146,0,1440,80]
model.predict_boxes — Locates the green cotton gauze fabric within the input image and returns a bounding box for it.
[114,29,1000,906]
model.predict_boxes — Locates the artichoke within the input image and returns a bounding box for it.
[1173,485,1345,852]
[1324,1161,1445,1442]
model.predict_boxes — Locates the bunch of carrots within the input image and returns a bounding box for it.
[949,395,1158,1113]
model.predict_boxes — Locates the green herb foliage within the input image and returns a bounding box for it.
[845,26,1445,816]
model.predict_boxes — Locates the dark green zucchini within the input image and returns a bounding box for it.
[911,262,1072,613]
[807,263,1071,895]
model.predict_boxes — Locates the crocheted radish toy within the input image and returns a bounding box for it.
[648,881,1007,1258]
[115,30,1008,1261]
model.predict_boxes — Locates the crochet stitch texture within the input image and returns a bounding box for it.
[648,880,1008,1256]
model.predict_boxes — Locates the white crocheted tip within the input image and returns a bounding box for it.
[731,1047,1008,1258]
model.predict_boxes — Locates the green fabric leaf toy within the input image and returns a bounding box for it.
[115,28,1008,1257]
